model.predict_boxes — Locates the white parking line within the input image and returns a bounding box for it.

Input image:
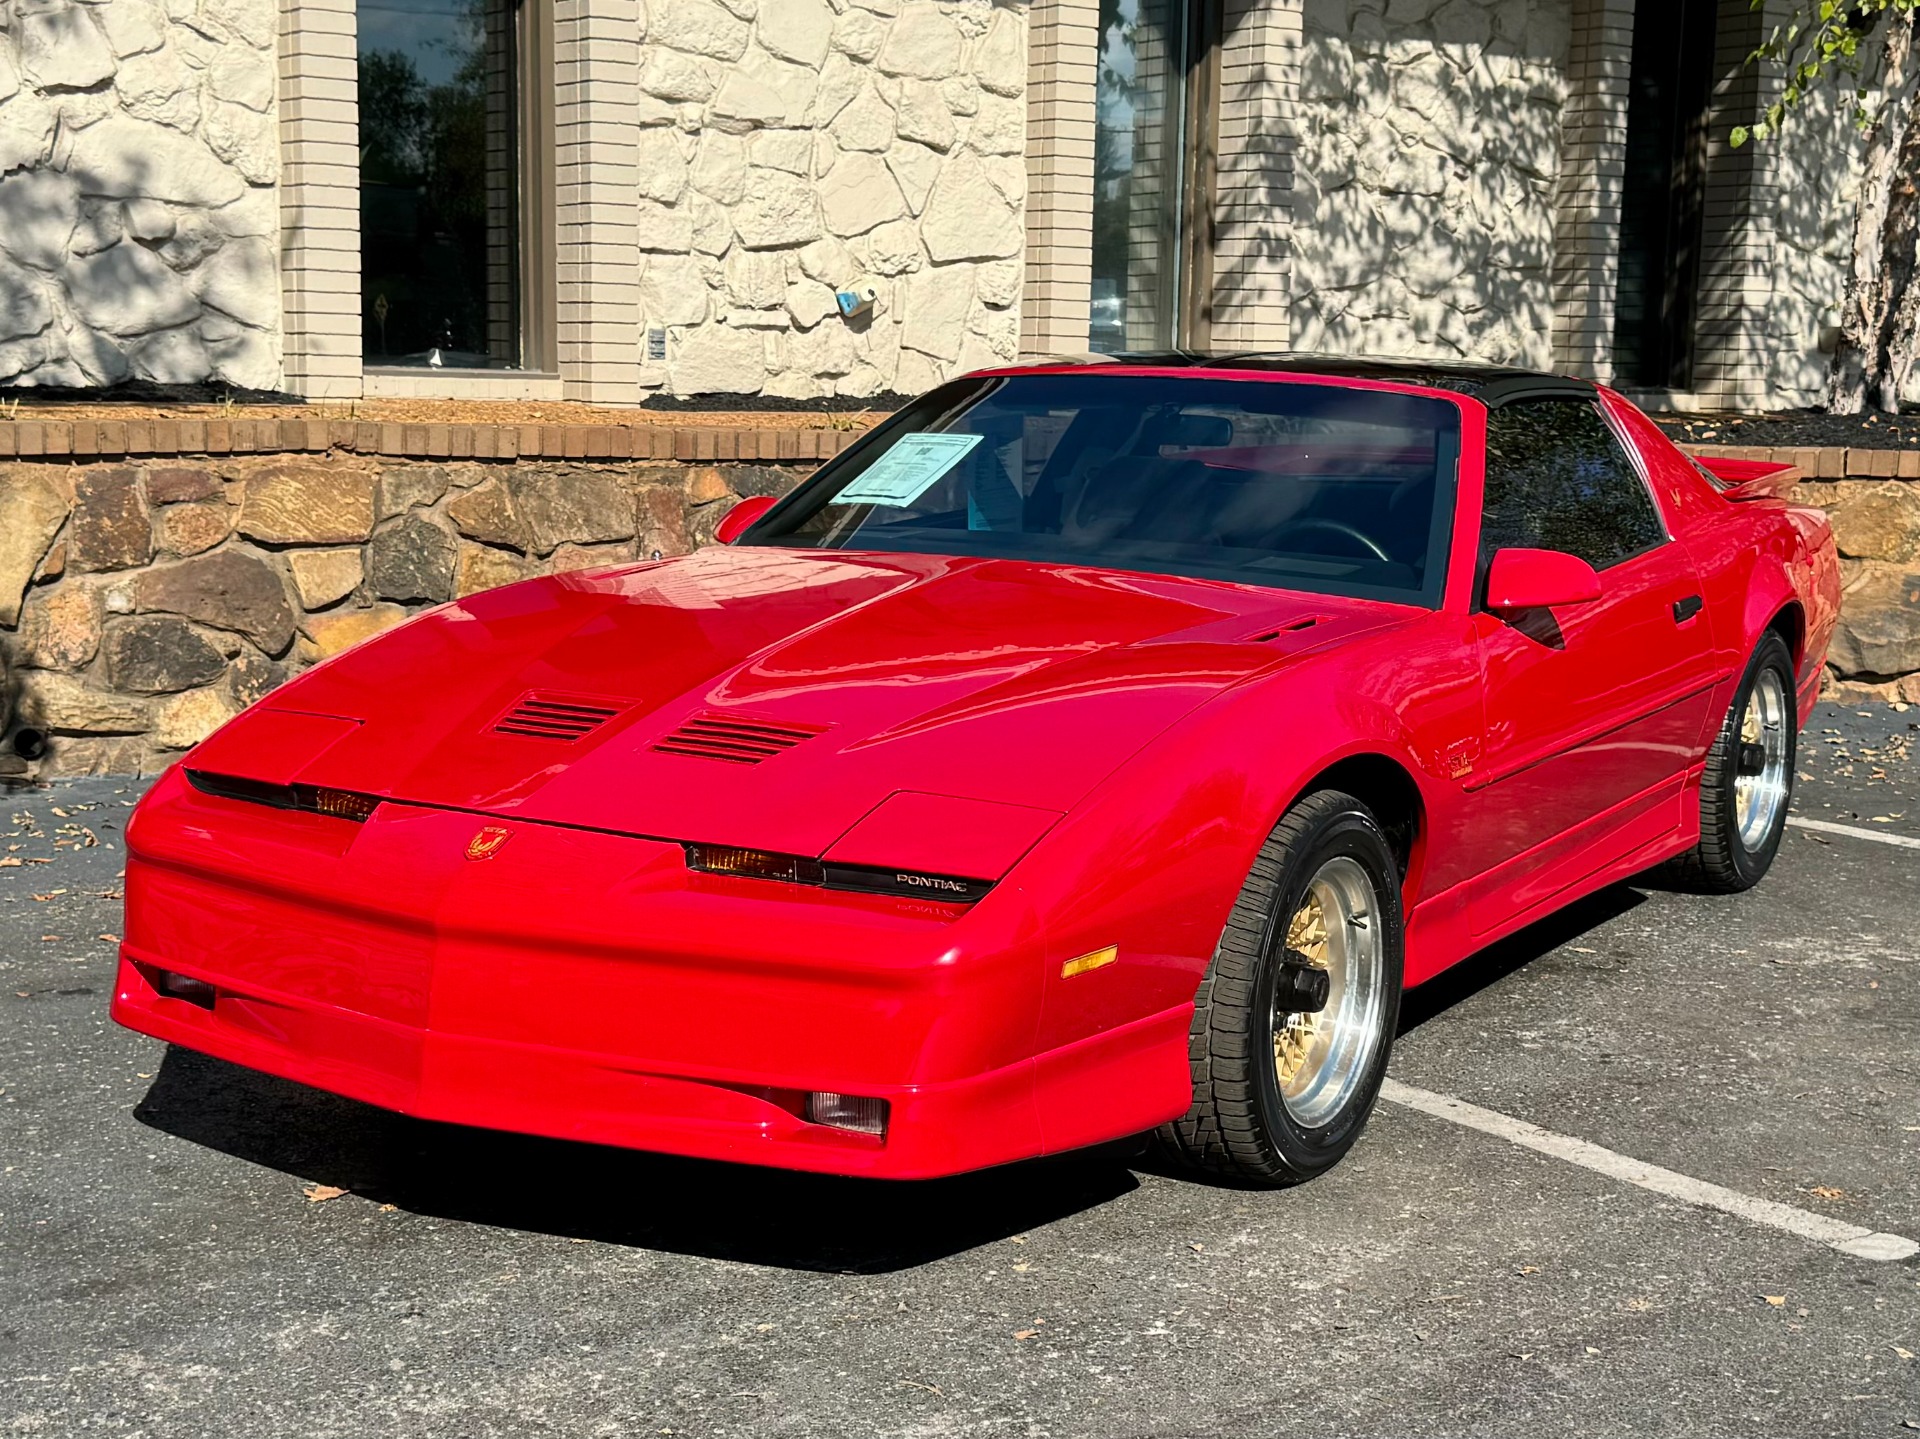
[1787,816,1920,850]
[1380,1080,1920,1263]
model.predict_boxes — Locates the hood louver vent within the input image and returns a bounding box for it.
[652,713,824,765]
[493,694,625,742]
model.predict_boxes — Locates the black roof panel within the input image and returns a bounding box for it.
[1034,351,1597,406]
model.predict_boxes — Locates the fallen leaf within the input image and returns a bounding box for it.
[303,1184,348,1203]
[1807,1185,1847,1201]
[378,1203,398,1213]
[898,1380,945,1396]
[50,808,67,818]
[1585,1346,1601,1355]
[97,934,119,944]
[1189,1242,1205,1252]
[1012,1263,1031,1273]
[1894,1346,1914,1361]
[1013,1329,1039,1341]
[0,858,20,868]
[1517,1265,1541,1276]
[1761,1294,1786,1307]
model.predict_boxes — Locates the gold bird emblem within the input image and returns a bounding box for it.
[464,825,511,861]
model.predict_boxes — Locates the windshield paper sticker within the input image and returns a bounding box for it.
[836,433,984,507]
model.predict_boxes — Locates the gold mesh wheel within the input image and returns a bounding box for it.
[1274,889,1328,1085]
[1270,856,1387,1129]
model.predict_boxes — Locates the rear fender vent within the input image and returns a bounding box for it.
[652,712,825,765]
[492,693,625,742]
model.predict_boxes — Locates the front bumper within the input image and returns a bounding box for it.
[112,769,1189,1178]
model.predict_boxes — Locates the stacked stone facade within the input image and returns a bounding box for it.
[1291,0,1573,367]
[0,0,281,389]
[0,0,1898,408]
[632,0,1029,399]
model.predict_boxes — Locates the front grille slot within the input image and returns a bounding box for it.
[493,694,624,742]
[652,713,823,765]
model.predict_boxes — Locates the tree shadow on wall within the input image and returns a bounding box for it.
[1285,0,1569,364]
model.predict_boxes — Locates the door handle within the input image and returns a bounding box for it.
[1672,595,1703,623]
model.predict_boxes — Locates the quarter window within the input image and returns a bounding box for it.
[1480,399,1666,570]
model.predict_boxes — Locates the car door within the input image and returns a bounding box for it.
[1462,396,1722,932]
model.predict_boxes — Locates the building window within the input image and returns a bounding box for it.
[1612,0,1718,390]
[358,0,546,370]
[1091,0,1194,353]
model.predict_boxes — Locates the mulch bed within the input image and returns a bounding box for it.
[1653,409,1920,452]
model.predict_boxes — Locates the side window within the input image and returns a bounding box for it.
[1481,400,1667,570]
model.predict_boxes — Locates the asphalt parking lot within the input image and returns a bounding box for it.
[2,702,1915,1437]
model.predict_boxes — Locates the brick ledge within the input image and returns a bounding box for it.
[0,418,1916,478]
[0,418,859,464]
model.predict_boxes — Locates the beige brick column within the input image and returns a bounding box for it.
[1211,0,1299,352]
[1550,0,1636,380]
[1021,0,1100,358]
[279,0,362,399]
[554,0,643,403]
[1691,0,1777,406]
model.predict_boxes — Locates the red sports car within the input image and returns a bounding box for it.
[112,358,1840,1186]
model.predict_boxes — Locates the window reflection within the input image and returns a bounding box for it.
[359,0,521,368]
[1091,0,1189,353]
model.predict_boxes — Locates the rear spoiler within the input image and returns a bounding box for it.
[1691,455,1803,501]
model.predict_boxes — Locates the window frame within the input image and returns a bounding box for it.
[1472,395,1674,599]
[358,0,557,381]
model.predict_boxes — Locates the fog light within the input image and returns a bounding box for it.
[156,969,216,1010]
[805,1091,889,1138]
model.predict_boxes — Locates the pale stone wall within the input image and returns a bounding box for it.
[1290,0,1571,367]
[1765,55,1874,410]
[0,0,281,389]
[634,0,1028,400]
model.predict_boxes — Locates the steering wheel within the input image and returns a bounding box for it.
[1267,518,1394,564]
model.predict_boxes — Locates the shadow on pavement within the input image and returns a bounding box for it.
[1398,884,1649,1035]
[134,1045,1139,1274]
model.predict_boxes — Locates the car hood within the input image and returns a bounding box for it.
[191,548,1411,860]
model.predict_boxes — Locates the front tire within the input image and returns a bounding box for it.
[1156,789,1404,1187]
[1669,630,1797,893]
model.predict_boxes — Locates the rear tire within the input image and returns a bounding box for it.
[1667,630,1797,893]
[1155,789,1404,1187]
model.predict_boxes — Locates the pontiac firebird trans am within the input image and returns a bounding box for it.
[112,357,1840,1186]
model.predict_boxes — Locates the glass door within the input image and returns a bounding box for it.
[1091,0,1195,353]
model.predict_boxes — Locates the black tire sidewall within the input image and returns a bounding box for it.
[1249,805,1404,1178]
[1713,634,1798,887]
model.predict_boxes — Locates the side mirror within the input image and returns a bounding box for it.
[714,494,777,545]
[1484,547,1601,611]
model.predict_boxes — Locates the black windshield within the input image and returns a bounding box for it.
[741,373,1462,605]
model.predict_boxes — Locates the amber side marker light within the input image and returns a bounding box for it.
[1061,945,1118,979]
[805,1091,889,1138]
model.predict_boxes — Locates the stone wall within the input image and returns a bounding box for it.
[635,0,1027,400]
[1290,0,1571,366]
[1791,476,1920,703]
[0,0,280,389]
[0,453,805,775]
[3,446,1919,776]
